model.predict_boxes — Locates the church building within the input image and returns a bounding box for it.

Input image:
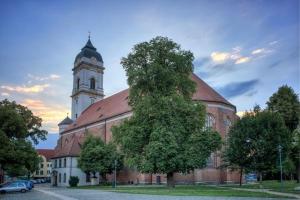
[51,38,239,186]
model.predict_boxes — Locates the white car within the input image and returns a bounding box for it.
[0,182,28,194]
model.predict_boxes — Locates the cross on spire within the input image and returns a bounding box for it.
[88,31,91,39]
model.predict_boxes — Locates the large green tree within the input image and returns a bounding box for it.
[112,36,222,187]
[78,135,123,182]
[0,99,47,178]
[267,85,300,182]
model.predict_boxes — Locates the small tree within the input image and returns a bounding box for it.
[112,37,222,187]
[223,113,254,186]
[78,135,123,182]
[69,176,79,187]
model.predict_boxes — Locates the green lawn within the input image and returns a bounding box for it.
[228,180,300,195]
[73,184,287,198]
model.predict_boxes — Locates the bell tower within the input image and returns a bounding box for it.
[71,37,104,120]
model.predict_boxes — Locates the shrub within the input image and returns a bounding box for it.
[69,176,79,187]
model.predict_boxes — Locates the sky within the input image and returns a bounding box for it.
[0,0,299,148]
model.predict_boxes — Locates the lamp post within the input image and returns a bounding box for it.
[278,145,283,192]
[113,159,117,189]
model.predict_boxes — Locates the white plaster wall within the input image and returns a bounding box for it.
[51,157,100,187]
[71,59,104,120]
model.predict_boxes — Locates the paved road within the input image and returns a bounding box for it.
[0,184,293,200]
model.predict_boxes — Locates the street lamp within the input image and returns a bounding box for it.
[278,145,283,192]
[113,159,117,189]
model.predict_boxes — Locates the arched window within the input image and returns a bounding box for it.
[224,116,232,133]
[76,78,80,90]
[205,113,216,129]
[224,116,232,144]
[90,78,95,89]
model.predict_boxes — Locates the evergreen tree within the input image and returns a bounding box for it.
[267,85,300,132]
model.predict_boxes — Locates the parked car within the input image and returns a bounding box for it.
[0,182,28,194]
[15,180,33,190]
[30,180,37,184]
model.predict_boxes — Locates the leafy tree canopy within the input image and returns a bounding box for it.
[78,135,123,180]
[0,99,47,177]
[113,37,222,187]
[224,108,291,184]
[267,85,300,132]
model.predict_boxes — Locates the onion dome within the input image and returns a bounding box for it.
[75,38,103,63]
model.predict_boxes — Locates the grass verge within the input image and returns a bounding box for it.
[226,180,300,195]
[72,184,288,198]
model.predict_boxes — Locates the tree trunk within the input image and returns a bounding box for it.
[239,168,243,186]
[167,172,175,188]
[297,165,300,183]
[100,172,107,183]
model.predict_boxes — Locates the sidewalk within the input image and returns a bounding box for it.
[229,187,300,199]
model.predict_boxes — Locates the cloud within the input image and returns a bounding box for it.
[210,46,251,65]
[21,99,69,132]
[251,48,265,55]
[235,56,250,64]
[217,79,259,98]
[236,111,246,118]
[210,52,230,63]
[28,74,60,81]
[1,84,50,93]
[269,41,278,45]
[1,92,9,96]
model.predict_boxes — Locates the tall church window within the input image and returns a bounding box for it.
[205,113,216,129]
[224,116,232,144]
[77,78,80,90]
[90,78,95,89]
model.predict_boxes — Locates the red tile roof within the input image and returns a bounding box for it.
[191,74,234,107]
[52,134,84,158]
[36,149,55,161]
[62,73,234,134]
[54,74,235,158]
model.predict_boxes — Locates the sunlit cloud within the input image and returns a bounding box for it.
[28,74,61,81]
[210,47,250,65]
[1,92,9,96]
[21,99,69,132]
[236,111,246,118]
[1,84,50,93]
[235,57,250,64]
[210,52,230,63]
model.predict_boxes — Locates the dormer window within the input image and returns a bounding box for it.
[90,78,95,89]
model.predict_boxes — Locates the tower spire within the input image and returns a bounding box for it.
[88,31,91,40]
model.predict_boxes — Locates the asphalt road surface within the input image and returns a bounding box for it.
[0,184,293,200]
